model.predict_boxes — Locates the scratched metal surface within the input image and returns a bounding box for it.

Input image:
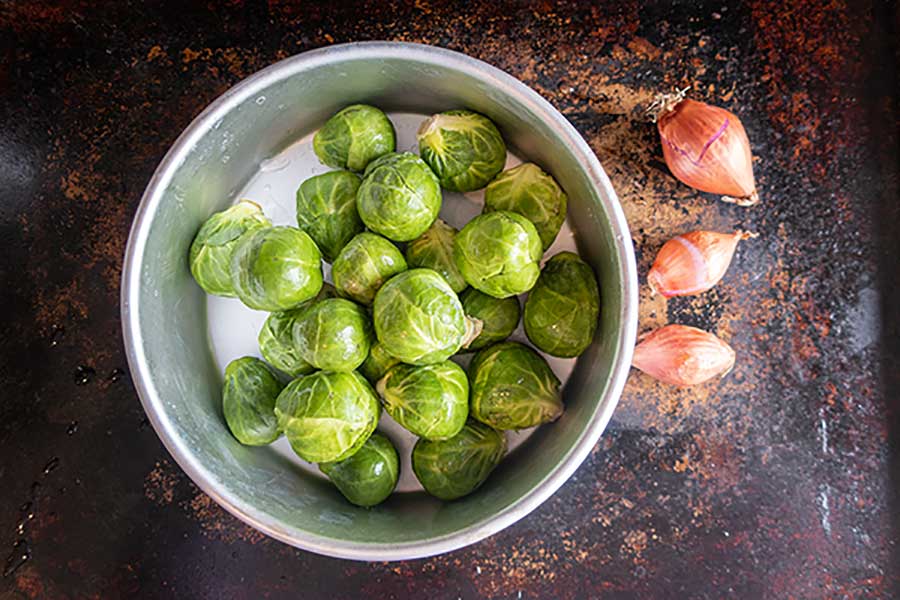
[0,1,898,598]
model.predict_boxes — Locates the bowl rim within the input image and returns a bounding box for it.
[121,41,638,561]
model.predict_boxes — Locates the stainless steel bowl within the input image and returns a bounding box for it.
[122,42,637,560]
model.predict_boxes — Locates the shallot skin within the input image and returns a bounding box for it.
[632,324,735,386]
[658,98,758,206]
[648,230,756,298]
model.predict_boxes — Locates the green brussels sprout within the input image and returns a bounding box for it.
[313,104,396,172]
[319,431,399,507]
[412,420,506,501]
[373,269,480,365]
[222,356,283,446]
[417,110,507,192]
[376,361,468,440]
[257,284,337,377]
[332,233,407,305]
[356,152,441,242]
[524,252,600,357]
[460,288,520,351]
[275,370,380,463]
[231,226,323,311]
[484,163,568,250]
[292,298,372,372]
[453,211,542,298]
[469,341,563,430]
[405,219,467,293]
[189,200,270,296]
[359,341,400,384]
[295,170,363,262]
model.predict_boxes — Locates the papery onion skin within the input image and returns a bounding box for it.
[657,98,758,206]
[648,230,756,298]
[632,324,735,386]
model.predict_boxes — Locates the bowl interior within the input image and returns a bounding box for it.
[124,43,635,560]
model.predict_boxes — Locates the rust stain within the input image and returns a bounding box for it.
[60,170,94,201]
[750,0,868,177]
[32,276,90,334]
[181,47,203,64]
[621,529,649,560]
[14,566,46,599]
[146,45,166,62]
[469,542,562,599]
[144,460,179,506]
[185,492,266,544]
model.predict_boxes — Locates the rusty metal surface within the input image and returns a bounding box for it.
[1,1,897,598]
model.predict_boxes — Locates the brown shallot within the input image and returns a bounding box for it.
[652,89,758,206]
[632,324,735,386]
[648,230,756,298]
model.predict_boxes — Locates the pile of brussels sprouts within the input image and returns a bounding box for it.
[190,104,601,507]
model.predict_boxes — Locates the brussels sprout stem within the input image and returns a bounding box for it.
[417,115,439,138]
[461,316,484,349]
[237,198,263,211]
[374,372,390,398]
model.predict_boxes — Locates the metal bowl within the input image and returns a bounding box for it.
[122,42,637,561]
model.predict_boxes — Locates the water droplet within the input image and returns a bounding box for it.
[108,368,125,383]
[50,325,65,347]
[74,365,95,385]
[262,184,272,193]
[259,155,290,172]
[66,421,79,435]
[43,457,60,475]
[3,540,31,577]
[221,154,231,164]
[213,119,223,130]
[255,95,266,105]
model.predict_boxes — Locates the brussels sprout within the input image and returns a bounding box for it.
[332,233,407,305]
[453,211,542,298]
[376,361,468,440]
[189,200,270,296]
[484,163,568,250]
[417,110,507,192]
[222,356,283,446]
[356,152,441,242]
[469,341,563,430]
[292,298,372,372]
[313,104,396,172]
[373,269,479,365]
[359,341,400,384]
[412,420,506,501]
[275,370,380,463]
[257,284,336,377]
[524,252,600,357]
[319,432,399,507]
[231,226,323,311]
[295,171,363,261]
[405,219,467,293]
[460,288,520,351]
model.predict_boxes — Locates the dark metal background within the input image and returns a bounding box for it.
[1,1,897,598]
